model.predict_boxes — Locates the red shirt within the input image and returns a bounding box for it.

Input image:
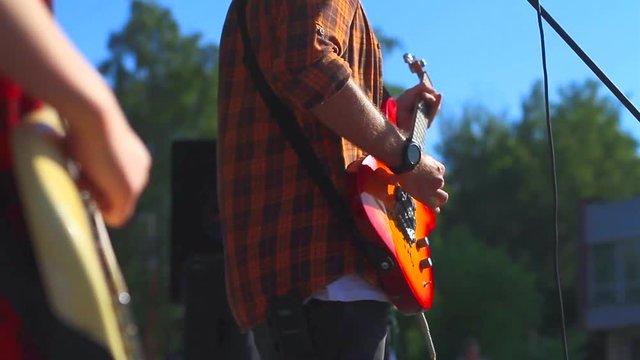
[0,0,52,171]
[0,3,55,359]
[0,79,44,170]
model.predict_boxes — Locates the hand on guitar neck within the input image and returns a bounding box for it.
[394,81,442,138]
[310,60,447,213]
[390,81,447,213]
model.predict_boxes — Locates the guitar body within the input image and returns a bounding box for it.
[348,155,436,313]
[11,106,143,360]
[348,53,441,314]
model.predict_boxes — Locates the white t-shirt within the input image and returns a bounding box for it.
[309,273,389,303]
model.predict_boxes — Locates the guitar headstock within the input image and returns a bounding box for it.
[403,53,432,87]
[402,53,436,139]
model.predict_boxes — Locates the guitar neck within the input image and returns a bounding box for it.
[411,71,434,147]
[412,100,430,148]
[404,53,435,148]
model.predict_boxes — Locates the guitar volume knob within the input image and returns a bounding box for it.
[419,257,433,270]
[416,238,429,250]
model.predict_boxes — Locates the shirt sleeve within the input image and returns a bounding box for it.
[262,0,358,110]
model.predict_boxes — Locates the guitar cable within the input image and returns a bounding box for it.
[533,1,570,359]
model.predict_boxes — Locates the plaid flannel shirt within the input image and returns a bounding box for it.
[217,0,384,331]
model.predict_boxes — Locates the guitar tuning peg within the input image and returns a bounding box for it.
[403,53,415,64]
[404,53,428,75]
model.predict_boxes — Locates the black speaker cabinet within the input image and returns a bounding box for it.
[170,139,222,302]
[182,254,252,360]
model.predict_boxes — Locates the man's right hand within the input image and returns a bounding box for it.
[395,154,448,213]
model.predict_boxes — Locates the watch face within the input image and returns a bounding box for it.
[407,142,421,165]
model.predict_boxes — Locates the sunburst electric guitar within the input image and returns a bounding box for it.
[348,54,439,313]
[11,106,144,360]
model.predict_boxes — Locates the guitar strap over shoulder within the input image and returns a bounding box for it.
[234,0,393,273]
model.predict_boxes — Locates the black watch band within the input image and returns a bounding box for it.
[389,139,422,175]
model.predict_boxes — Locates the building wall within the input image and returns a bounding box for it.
[581,197,640,359]
[583,197,640,331]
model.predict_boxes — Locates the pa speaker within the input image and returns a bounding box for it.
[170,139,221,302]
[183,254,252,360]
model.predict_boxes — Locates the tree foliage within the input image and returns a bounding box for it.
[98,1,219,357]
[439,80,640,310]
[100,0,218,140]
[375,27,402,57]
[395,225,542,360]
[411,79,640,359]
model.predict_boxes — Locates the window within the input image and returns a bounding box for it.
[624,240,640,304]
[591,242,616,306]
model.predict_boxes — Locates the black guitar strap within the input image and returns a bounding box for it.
[234,0,392,272]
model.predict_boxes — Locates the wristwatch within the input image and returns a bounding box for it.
[389,139,422,175]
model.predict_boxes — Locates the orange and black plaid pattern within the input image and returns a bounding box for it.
[217,0,383,331]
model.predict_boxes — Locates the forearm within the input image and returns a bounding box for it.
[312,79,448,211]
[311,79,405,168]
[0,0,151,226]
[0,0,124,133]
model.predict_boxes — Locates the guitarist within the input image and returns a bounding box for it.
[218,0,447,359]
[0,0,151,358]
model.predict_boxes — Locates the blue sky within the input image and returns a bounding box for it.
[56,0,640,154]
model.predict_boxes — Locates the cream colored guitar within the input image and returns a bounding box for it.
[11,106,144,360]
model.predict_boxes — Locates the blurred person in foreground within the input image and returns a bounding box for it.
[0,0,151,358]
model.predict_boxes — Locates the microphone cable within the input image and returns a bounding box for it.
[533,1,570,359]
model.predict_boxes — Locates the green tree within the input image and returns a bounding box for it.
[394,225,542,360]
[375,27,402,56]
[99,1,219,357]
[429,79,640,358]
[374,28,406,97]
[429,226,541,359]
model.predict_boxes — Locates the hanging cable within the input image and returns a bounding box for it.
[526,0,640,122]
[533,1,570,359]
